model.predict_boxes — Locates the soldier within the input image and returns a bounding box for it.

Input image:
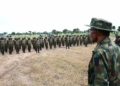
[58,36,62,47]
[61,35,65,46]
[7,37,14,54]
[86,18,120,85]
[4,38,8,52]
[84,35,88,47]
[69,35,72,47]
[27,38,32,52]
[21,38,26,53]
[65,35,70,49]
[79,35,82,46]
[0,37,5,55]
[72,35,76,46]
[48,37,53,49]
[44,37,48,50]
[76,35,79,46]
[32,37,36,50]
[41,37,44,48]
[35,38,40,53]
[14,38,20,54]
[53,36,57,48]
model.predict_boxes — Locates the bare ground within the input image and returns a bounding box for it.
[0,37,114,86]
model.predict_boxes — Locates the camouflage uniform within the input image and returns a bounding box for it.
[61,36,65,46]
[86,18,120,86]
[14,38,20,54]
[0,37,5,55]
[88,37,120,86]
[76,35,79,46]
[84,35,88,47]
[4,38,8,52]
[58,36,62,47]
[8,38,14,54]
[21,38,26,53]
[53,36,57,48]
[27,38,32,52]
[65,35,70,49]
[35,38,40,53]
[48,37,53,49]
[44,37,48,50]
[79,35,83,46]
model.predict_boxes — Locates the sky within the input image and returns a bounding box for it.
[0,0,120,33]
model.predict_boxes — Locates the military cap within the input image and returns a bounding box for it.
[85,18,116,32]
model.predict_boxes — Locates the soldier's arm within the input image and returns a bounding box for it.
[92,51,109,86]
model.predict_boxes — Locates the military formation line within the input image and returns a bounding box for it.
[0,34,92,55]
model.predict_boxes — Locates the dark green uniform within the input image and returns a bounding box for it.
[0,38,5,55]
[35,38,40,53]
[53,36,57,48]
[21,38,26,53]
[79,35,82,46]
[76,35,79,46]
[14,38,20,54]
[48,37,53,49]
[8,38,14,54]
[27,38,32,52]
[61,36,65,46]
[44,37,48,50]
[4,38,8,52]
[65,35,70,49]
[58,36,62,47]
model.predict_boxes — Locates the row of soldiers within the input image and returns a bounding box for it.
[0,35,92,55]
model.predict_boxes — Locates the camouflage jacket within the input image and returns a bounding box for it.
[88,37,120,86]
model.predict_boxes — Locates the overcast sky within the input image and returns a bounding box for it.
[0,0,120,33]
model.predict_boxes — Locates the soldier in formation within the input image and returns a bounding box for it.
[0,34,92,55]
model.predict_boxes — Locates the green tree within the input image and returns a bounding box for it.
[117,26,120,31]
[29,31,32,35]
[63,29,68,34]
[11,32,16,35]
[73,28,80,33]
[112,26,115,29]
[52,29,57,34]
[4,32,7,35]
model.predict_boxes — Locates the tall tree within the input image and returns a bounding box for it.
[117,26,120,31]
[3,32,7,35]
[112,26,115,29]
[63,29,68,34]
[52,29,57,34]
[29,31,32,35]
[73,28,80,33]
[11,32,16,35]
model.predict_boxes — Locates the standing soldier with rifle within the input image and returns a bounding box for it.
[35,38,40,53]
[53,36,57,48]
[4,38,8,52]
[61,35,65,46]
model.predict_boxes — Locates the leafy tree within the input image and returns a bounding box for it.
[117,26,120,31]
[63,29,68,34]
[73,28,80,33]
[43,31,48,34]
[11,32,16,35]
[29,31,32,35]
[112,26,115,29]
[52,29,57,34]
[3,32,7,35]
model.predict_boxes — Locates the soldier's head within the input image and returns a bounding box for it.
[85,18,114,43]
